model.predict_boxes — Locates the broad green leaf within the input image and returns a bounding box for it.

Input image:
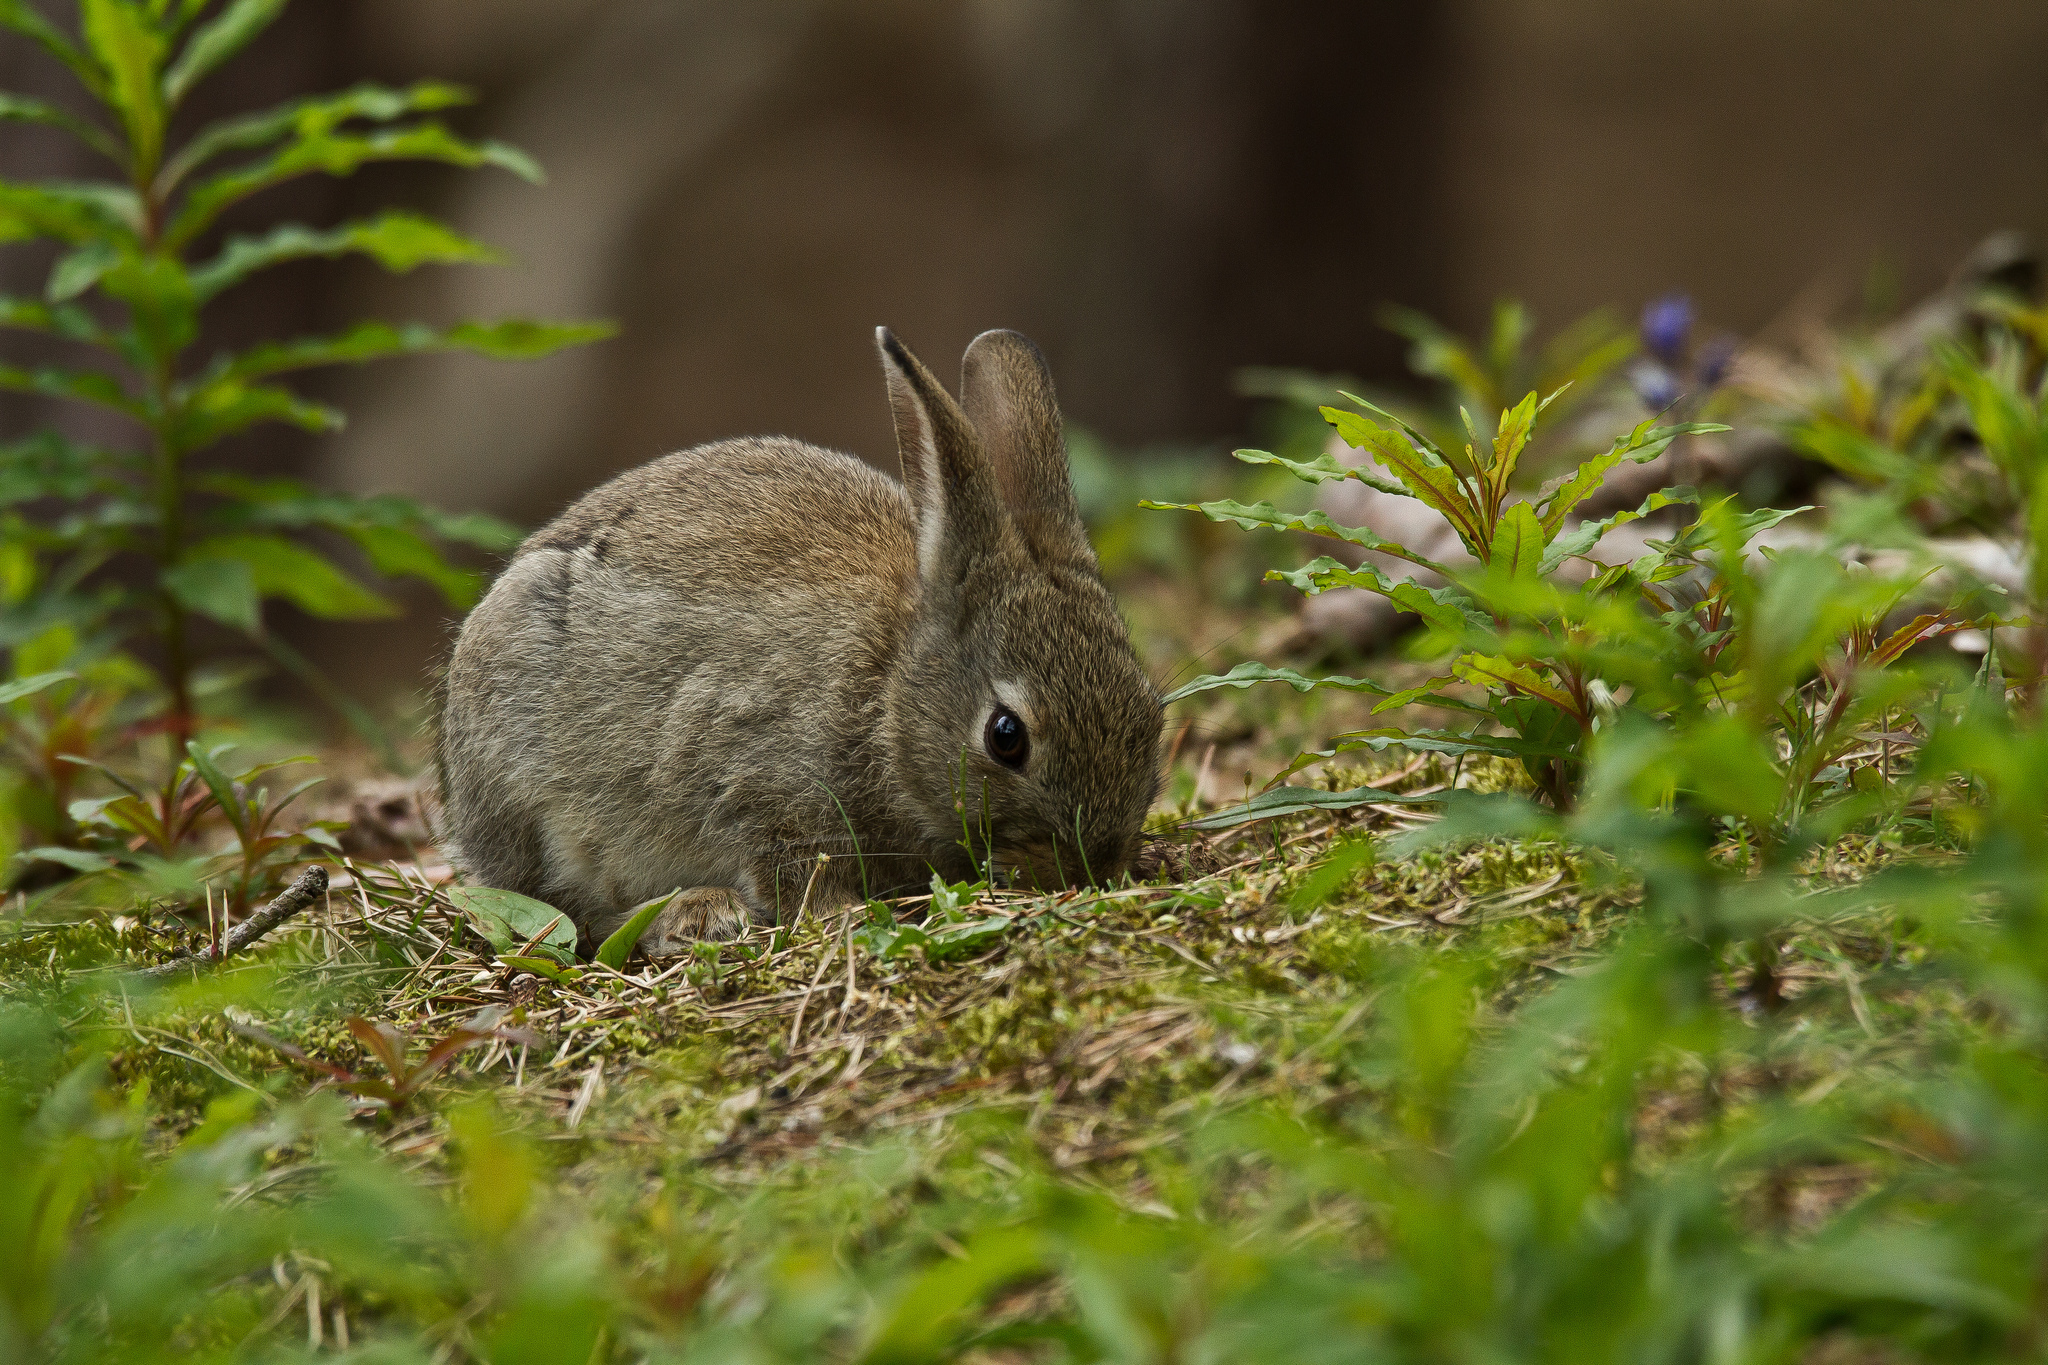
[0,669,75,705]
[445,885,577,965]
[1161,661,1391,706]
[0,0,109,98]
[45,241,122,301]
[167,121,543,250]
[182,740,247,842]
[163,0,287,105]
[15,845,117,873]
[1538,486,1699,575]
[189,212,504,300]
[1534,420,1730,533]
[0,363,143,420]
[595,892,676,969]
[1184,782,1442,831]
[1488,502,1545,579]
[1139,497,1450,572]
[160,554,257,630]
[1322,406,1487,554]
[159,80,473,188]
[81,0,167,175]
[0,93,119,161]
[220,318,616,380]
[1231,446,1410,497]
[418,508,523,552]
[173,533,398,622]
[499,954,581,983]
[346,523,484,609]
[169,378,342,451]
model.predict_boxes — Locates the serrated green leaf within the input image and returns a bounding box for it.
[1140,497,1449,572]
[1184,782,1441,831]
[1488,390,1539,498]
[190,475,521,571]
[166,121,544,250]
[1323,405,1488,554]
[0,1,109,98]
[1231,446,1410,497]
[81,0,167,175]
[0,297,108,344]
[1652,498,1811,559]
[169,378,342,450]
[0,180,141,245]
[445,885,577,965]
[189,211,504,300]
[0,92,119,161]
[1450,654,1583,718]
[1534,420,1730,533]
[160,80,474,189]
[1161,661,1390,706]
[1538,486,1699,575]
[0,363,142,420]
[172,533,398,623]
[220,318,616,380]
[1266,556,1482,633]
[162,0,286,105]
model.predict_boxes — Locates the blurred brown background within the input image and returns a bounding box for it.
[5,0,2047,702]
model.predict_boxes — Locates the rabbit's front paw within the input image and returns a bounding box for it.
[642,887,752,953]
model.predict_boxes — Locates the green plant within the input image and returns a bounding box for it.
[1237,299,1641,476]
[1151,390,1729,807]
[0,0,611,753]
[239,1008,533,1118]
[1793,296,2048,696]
[22,739,336,912]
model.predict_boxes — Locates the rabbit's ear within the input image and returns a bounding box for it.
[877,327,1005,582]
[961,329,1095,572]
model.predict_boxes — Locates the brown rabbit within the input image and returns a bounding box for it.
[437,329,1163,952]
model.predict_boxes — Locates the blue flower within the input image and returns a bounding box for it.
[1697,334,1738,388]
[1630,359,1681,412]
[1640,294,1693,365]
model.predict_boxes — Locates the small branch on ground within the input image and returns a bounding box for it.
[139,866,329,980]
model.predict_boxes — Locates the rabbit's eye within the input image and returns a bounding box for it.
[984,707,1029,769]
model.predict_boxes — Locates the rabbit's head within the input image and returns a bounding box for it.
[877,327,1162,888]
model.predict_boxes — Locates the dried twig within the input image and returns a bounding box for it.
[139,866,329,980]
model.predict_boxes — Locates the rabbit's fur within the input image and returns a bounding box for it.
[438,328,1163,953]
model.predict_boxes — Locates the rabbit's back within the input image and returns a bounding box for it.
[439,437,919,927]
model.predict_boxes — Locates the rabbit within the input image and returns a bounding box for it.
[437,327,1164,954]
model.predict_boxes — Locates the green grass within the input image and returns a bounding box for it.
[7,704,2034,1361]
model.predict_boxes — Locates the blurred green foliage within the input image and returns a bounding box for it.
[3,13,2048,1358]
[0,0,609,882]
